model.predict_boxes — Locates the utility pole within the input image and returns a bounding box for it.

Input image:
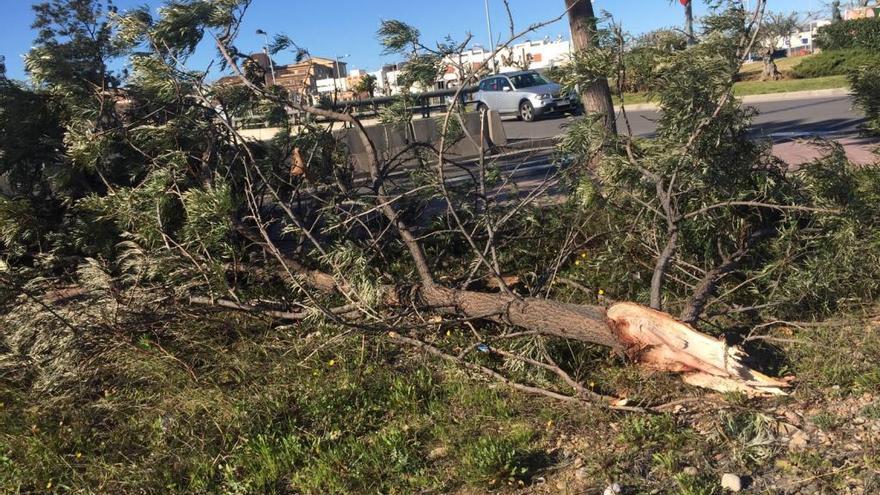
[565,0,616,137]
[484,0,497,73]
[255,29,276,85]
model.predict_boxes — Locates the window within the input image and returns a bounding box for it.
[509,72,549,89]
[498,77,512,91]
[481,78,500,91]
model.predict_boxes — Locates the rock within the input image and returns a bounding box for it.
[683,466,699,476]
[776,422,802,437]
[427,446,448,460]
[603,483,622,495]
[789,430,809,451]
[574,467,589,481]
[721,473,742,492]
[783,410,803,426]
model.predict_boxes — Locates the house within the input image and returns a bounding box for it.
[437,37,572,90]
[844,3,880,20]
[215,53,346,97]
[776,19,832,56]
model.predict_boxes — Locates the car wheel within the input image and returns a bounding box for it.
[519,100,535,122]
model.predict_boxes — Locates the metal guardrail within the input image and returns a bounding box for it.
[235,85,481,129]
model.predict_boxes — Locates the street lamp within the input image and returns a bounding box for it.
[255,29,276,85]
[333,54,349,104]
[483,0,496,73]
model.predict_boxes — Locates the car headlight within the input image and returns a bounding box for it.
[539,93,551,100]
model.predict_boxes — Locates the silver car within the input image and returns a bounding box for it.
[473,70,574,122]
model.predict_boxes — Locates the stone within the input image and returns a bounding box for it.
[427,446,448,460]
[682,466,699,476]
[789,430,809,451]
[574,467,589,481]
[603,483,622,495]
[721,473,742,492]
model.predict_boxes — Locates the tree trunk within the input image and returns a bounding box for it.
[761,50,782,81]
[231,233,788,396]
[413,285,788,396]
[565,0,616,137]
[684,0,695,46]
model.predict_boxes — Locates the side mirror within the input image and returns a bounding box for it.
[502,86,511,92]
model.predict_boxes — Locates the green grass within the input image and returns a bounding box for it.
[739,54,817,80]
[0,310,581,494]
[616,74,849,106]
[732,75,849,96]
[2,294,879,493]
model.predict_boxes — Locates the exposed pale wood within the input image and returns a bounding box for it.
[607,302,789,396]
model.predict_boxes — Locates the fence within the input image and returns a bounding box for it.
[234,85,480,129]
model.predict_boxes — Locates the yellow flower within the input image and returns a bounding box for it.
[328,359,336,367]
[446,330,451,337]
[575,260,581,266]
[46,481,53,490]
[580,252,588,258]
[75,452,82,459]
[589,381,595,388]
[598,289,605,296]
[546,419,553,429]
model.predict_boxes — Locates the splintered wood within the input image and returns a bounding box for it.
[607,302,790,396]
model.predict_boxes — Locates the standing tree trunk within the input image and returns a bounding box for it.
[684,0,695,46]
[761,48,781,81]
[565,0,616,137]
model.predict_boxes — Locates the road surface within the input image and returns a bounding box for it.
[502,95,864,141]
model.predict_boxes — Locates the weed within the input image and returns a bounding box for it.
[457,426,539,486]
[715,411,779,469]
[674,472,719,495]
[810,412,841,431]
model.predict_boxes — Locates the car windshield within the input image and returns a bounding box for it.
[509,72,549,89]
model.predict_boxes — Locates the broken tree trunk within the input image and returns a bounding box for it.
[417,286,788,396]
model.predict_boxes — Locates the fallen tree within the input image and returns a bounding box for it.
[5,0,880,413]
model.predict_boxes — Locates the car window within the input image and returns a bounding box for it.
[483,77,498,91]
[498,78,511,91]
[509,72,549,89]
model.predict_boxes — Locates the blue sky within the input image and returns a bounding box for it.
[2,0,819,81]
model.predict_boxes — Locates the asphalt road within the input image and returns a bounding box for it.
[502,95,864,141]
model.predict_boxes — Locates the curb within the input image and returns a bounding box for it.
[617,87,851,112]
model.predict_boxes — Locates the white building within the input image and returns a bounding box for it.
[775,19,832,56]
[438,37,572,89]
[314,37,574,99]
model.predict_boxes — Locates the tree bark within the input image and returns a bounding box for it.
[761,50,782,81]
[232,233,788,396]
[420,287,788,396]
[684,0,695,46]
[565,0,616,137]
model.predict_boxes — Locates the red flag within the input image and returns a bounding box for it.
[680,0,689,5]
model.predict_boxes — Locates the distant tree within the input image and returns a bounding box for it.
[25,0,118,94]
[757,12,799,81]
[353,73,377,98]
[832,1,842,22]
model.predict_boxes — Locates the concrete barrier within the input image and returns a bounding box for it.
[335,112,492,174]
